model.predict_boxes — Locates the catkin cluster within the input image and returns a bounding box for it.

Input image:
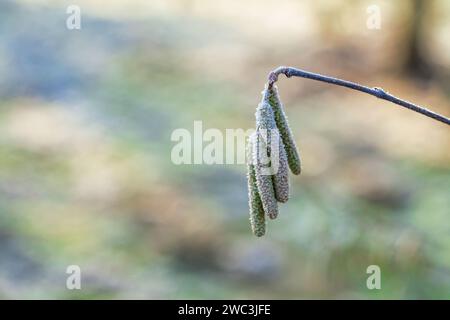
[246,85,302,237]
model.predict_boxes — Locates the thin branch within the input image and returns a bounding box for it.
[268,66,450,126]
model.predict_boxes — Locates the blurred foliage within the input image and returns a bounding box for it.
[0,0,449,299]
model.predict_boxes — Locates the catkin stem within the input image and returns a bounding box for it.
[268,66,450,126]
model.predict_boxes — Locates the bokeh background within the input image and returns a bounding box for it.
[0,0,449,299]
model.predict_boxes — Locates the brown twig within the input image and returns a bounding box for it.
[268,66,450,126]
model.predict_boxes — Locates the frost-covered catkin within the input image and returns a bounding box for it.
[254,103,279,219]
[272,131,290,203]
[246,136,266,237]
[266,85,302,175]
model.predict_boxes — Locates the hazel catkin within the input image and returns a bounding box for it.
[271,130,290,203]
[265,85,302,175]
[246,135,266,237]
[254,103,279,219]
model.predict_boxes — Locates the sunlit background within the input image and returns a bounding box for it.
[0,0,449,299]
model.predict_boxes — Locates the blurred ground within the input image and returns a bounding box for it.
[0,0,449,299]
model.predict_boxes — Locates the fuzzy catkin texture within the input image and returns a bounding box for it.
[246,137,266,237]
[265,85,302,175]
[256,99,290,202]
[253,110,279,220]
[256,100,277,132]
[255,100,278,175]
[272,134,290,203]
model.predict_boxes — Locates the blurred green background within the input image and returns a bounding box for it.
[0,0,449,299]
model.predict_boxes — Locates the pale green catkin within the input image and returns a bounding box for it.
[265,85,302,175]
[246,135,266,237]
[272,131,290,203]
[254,102,279,219]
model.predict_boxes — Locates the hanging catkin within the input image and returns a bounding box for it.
[244,65,447,237]
[246,84,301,235]
[272,130,290,203]
[254,101,279,219]
[265,85,302,175]
[246,134,266,237]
